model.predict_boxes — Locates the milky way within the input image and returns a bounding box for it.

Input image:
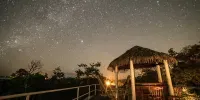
[0,0,200,79]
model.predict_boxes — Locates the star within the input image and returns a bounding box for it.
[18,49,22,52]
[157,1,160,6]
[81,40,84,43]
[14,40,18,43]
[0,0,199,78]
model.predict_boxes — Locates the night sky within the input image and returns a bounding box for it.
[0,0,200,79]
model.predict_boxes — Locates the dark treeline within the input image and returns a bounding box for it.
[0,62,103,100]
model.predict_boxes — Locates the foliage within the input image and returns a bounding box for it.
[136,69,158,83]
[44,73,48,79]
[168,48,177,57]
[176,42,200,63]
[75,69,84,79]
[171,63,200,86]
[169,42,200,86]
[75,62,101,78]
[7,60,44,93]
[11,60,43,78]
[75,62,101,84]
[52,67,65,80]
[11,68,29,77]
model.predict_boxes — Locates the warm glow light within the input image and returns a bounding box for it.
[105,80,111,86]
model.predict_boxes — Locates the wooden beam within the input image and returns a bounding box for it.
[163,60,174,96]
[130,59,136,100]
[156,65,163,83]
[115,66,119,100]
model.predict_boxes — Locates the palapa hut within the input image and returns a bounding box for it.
[107,46,177,100]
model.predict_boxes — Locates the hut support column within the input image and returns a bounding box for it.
[163,60,174,96]
[130,59,136,100]
[115,66,119,100]
[156,65,163,83]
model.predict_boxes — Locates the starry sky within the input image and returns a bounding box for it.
[0,0,200,79]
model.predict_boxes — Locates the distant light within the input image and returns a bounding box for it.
[182,87,187,92]
[81,40,84,43]
[105,80,111,86]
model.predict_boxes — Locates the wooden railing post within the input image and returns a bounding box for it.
[77,87,79,100]
[88,85,90,100]
[95,84,97,95]
[26,95,30,100]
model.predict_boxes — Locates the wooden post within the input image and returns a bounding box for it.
[88,85,90,100]
[163,60,174,96]
[94,84,97,95]
[156,64,163,83]
[106,85,108,93]
[26,95,30,100]
[115,66,119,100]
[130,59,136,100]
[77,87,79,100]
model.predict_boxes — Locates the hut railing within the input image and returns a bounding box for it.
[127,85,200,100]
[135,84,166,99]
[122,83,167,99]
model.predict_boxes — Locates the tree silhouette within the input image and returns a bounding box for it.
[176,42,200,63]
[75,69,84,79]
[10,60,44,92]
[76,62,101,78]
[76,62,101,84]
[11,60,43,77]
[168,41,200,86]
[11,68,29,77]
[168,48,177,57]
[44,73,48,79]
[28,60,43,74]
[52,67,65,80]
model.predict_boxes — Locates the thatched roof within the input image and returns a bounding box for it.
[108,46,177,71]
